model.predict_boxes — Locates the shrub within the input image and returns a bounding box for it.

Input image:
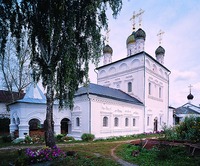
[12,138,25,144]
[176,116,200,142]
[24,135,33,144]
[61,136,75,142]
[2,135,12,143]
[56,134,65,142]
[81,133,95,141]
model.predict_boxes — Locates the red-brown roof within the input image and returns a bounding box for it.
[0,90,25,103]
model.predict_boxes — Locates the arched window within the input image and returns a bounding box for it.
[133,118,136,126]
[148,82,151,95]
[114,117,119,127]
[103,116,108,127]
[76,117,80,127]
[29,119,40,130]
[128,82,132,92]
[125,118,129,126]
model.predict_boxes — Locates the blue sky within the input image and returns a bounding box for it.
[89,0,200,107]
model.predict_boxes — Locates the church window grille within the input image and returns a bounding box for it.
[148,83,151,95]
[159,87,162,98]
[133,118,136,126]
[128,82,132,92]
[160,116,162,125]
[114,117,119,127]
[125,118,129,126]
[76,117,80,127]
[103,117,108,127]
[147,116,150,126]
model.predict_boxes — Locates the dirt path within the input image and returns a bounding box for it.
[110,143,138,166]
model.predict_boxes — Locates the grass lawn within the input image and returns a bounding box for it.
[0,142,122,166]
[115,143,200,166]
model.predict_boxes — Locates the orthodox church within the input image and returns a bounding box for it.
[8,14,173,140]
[174,87,200,124]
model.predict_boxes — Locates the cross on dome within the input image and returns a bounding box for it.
[105,28,111,44]
[157,30,165,45]
[130,9,145,30]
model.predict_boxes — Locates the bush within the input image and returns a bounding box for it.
[176,116,200,142]
[12,138,25,144]
[81,133,95,141]
[61,136,75,142]
[56,134,65,142]
[2,135,12,143]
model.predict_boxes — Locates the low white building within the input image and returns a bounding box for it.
[8,26,172,139]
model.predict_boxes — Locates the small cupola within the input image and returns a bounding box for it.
[155,46,165,64]
[103,44,113,65]
[187,85,194,103]
[135,28,146,40]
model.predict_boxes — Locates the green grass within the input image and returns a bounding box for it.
[115,143,200,166]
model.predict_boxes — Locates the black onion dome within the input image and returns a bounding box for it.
[103,44,113,54]
[187,93,194,100]
[135,28,146,40]
[126,31,136,45]
[155,46,165,55]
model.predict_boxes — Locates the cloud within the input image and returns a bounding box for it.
[172,70,197,82]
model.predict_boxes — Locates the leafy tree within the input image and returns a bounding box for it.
[0,0,122,148]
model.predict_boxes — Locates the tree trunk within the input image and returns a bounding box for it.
[45,81,56,148]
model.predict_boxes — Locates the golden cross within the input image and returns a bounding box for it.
[105,29,110,44]
[130,11,136,30]
[137,9,144,27]
[157,30,165,45]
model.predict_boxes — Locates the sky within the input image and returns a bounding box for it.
[88,0,200,108]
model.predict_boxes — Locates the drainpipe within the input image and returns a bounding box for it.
[87,89,91,134]
[167,71,171,127]
[143,53,146,133]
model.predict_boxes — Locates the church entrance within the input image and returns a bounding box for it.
[61,118,70,134]
[29,118,44,137]
[154,117,158,132]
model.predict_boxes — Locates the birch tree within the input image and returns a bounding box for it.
[0,0,122,148]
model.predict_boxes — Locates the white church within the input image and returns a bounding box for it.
[8,14,174,140]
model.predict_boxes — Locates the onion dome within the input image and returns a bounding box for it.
[155,46,165,55]
[126,31,136,45]
[103,44,113,54]
[135,28,146,40]
[187,93,194,100]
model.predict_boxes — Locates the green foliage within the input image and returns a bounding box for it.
[24,135,32,144]
[162,124,179,141]
[12,138,25,144]
[1,134,12,143]
[176,116,200,142]
[81,133,95,142]
[56,134,65,142]
[163,116,200,142]
[116,144,200,166]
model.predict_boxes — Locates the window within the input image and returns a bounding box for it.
[128,82,132,92]
[103,116,108,127]
[114,117,119,127]
[76,117,80,127]
[125,118,129,126]
[160,116,162,125]
[148,82,151,95]
[147,116,150,126]
[29,119,40,130]
[133,118,136,126]
[159,87,162,98]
